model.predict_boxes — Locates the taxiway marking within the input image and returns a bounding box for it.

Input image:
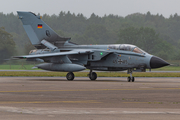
[0,100,101,104]
[123,102,149,104]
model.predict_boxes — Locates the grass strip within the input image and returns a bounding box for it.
[0,71,180,77]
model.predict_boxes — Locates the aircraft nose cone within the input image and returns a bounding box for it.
[150,56,169,68]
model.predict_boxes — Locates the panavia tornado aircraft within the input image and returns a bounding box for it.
[14,11,169,82]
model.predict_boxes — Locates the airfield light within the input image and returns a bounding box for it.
[100,52,103,55]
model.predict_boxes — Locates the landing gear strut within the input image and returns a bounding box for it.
[127,69,135,82]
[66,72,74,81]
[89,70,97,80]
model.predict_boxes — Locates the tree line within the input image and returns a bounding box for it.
[0,11,180,63]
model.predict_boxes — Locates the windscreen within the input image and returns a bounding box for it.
[133,47,146,54]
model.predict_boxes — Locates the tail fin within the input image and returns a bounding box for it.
[17,11,70,48]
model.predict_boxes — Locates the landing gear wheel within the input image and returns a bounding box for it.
[127,77,131,82]
[127,77,135,82]
[132,77,135,82]
[66,72,74,81]
[89,72,97,80]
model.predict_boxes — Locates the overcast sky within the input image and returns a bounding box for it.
[0,0,179,18]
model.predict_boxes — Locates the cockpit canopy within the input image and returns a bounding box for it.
[108,44,146,54]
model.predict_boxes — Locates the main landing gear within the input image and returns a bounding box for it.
[127,69,135,82]
[66,72,74,81]
[66,70,97,81]
[88,70,97,80]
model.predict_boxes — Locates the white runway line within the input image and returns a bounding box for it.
[1,106,180,115]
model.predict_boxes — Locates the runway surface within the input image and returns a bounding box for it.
[0,77,180,120]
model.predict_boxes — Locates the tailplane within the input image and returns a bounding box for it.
[17,11,71,48]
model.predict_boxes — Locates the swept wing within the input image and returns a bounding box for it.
[13,50,94,59]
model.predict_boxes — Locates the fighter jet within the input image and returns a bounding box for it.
[14,11,169,82]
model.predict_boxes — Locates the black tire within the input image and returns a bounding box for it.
[127,77,131,82]
[132,77,135,82]
[66,72,74,81]
[89,72,97,80]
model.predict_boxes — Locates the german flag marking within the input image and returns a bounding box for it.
[37,24,42,28]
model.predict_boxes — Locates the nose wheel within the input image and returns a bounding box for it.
[127,69,135,82]
[127,76,135,82]
[66,72,74,81]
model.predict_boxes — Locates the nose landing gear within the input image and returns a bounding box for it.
[127,69,135,82]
